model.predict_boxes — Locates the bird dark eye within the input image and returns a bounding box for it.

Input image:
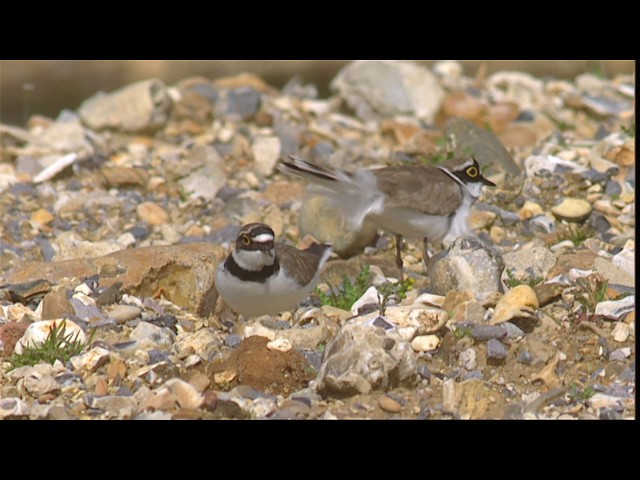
[241,234,251,245]
[466,166,478,177]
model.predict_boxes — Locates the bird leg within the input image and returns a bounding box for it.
[422,237,430,273]
[395,234,404,281]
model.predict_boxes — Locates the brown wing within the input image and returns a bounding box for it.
[373,166,463,216]
[276,243,330,287]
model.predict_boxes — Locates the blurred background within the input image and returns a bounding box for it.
[0,60,634,127]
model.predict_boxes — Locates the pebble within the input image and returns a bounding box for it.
[551,197,593,222]
[517,349,533,365]
[502,322,526,339]
[138,387,176,412]
[517,201,544,220]
[107,305,142,324]
[135,411,173,420]
[378,394,402,413]
[411,335,440,352]
[471,324,507,342]
[33,153,79,183]
[266,338,292,353]
[608,348,631,362]
[490,285,539,327]
[70,347,111,372]
[252,136,281,177]
[188,372,211,392]
[136,202,169,225]
[164,378,204,409]
[87,395,138,419]
[487,339,508,363]
[459,348,477,371]
[0,398,30,419]
[41,286,74,320]
[587,393,625,412]
[225,334,243,348]
[528,214,556,234]
[611,243,634,277]
[351,286,380,316]
[24,374,60,397]
[31,208,54,226]
[594,295,635,320]
[611,322,630,343]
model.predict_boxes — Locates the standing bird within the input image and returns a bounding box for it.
[215,223,332,318]
[278,155,495,279]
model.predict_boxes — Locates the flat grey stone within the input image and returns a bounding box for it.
[472,324,507,342]
[487,338,508,363]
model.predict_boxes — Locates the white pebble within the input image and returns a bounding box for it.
[411,335,440,352]
[612,322,630,343]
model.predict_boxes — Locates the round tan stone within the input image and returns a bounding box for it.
[551,197,592,222]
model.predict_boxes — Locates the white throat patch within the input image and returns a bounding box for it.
[232,248,275,271]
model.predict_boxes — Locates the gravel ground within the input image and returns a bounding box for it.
[0,60,635,420]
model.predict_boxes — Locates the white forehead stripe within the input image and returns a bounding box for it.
[456,159,475,170]
[253,233,274,243]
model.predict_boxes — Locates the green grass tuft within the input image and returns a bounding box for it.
[568,383,597,403]
[452,325,473,339]
[621,122,635,137]
[376,276,415,315]
[9,320,90,369]
[314,264,371,311]
[505,269,545,289]
[560,224,593,247]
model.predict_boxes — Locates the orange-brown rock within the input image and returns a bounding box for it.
[2,243,225,317]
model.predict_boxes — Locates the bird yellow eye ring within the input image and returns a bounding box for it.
[466,166,478,177]
[241,234,251,245]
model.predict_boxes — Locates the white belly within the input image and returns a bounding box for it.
[370,208,453,242]
[215,267,316,318]
[370,193,475,244]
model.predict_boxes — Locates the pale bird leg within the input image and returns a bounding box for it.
[422,237,430,273]
[395,234,404,282]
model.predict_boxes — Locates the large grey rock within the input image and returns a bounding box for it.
[331,60,444,122]
[429,236,505,303]
[313,322,418,398]
[298,194,378,258]
[79,79,171,133]
[446,117,520,176]
[502,245,556,282]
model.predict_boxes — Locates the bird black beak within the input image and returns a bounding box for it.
[481,175,496,187]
